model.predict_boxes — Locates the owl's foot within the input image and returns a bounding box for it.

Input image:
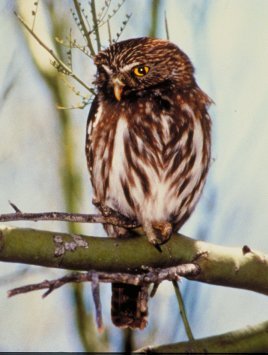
[92,198,119,217]
[92,198,138,227]
[143,220,173,247]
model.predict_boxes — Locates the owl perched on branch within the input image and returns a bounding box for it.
[86,37,212,329]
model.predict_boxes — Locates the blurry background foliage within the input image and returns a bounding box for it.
[0,0,268,352]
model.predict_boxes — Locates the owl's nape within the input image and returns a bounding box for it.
[86,36,212,328]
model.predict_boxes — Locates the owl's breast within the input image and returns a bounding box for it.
[88,97,211,227]
[88,100,137,218]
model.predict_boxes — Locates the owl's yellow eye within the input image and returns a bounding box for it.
[133,65,150,77]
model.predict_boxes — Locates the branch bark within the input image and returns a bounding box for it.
[136,320,268,353]
[0,210,138,228]
[0,225,268,296]
[7,264,198,298]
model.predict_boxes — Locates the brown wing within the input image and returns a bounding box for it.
[85,96,149,329]
[85,96,99,176]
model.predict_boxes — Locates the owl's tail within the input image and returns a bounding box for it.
[111,283,149,329]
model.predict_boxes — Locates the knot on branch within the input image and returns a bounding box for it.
[53,234,89,257]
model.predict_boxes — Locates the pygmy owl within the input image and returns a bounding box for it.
[86,37,212,329]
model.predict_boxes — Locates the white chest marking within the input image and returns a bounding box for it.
[105,117,135,216]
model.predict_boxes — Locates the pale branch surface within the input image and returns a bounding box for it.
[0,226,268,296]
[137,320,268,353]
[7,264,198,298]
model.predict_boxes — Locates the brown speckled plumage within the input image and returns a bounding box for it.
[86,37,212,329]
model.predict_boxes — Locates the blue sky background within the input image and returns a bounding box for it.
[0,0,268,351]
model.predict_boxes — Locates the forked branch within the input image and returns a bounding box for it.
[7,264,199,298]
[15,12,95,94]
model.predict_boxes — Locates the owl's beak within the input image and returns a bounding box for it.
[113,78,125,101]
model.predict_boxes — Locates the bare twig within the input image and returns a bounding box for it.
[15,11,95,94]
[72,0,95,56]
[7,264,200,298]
[164,11,170,40]
[97,0,111,25]
[113,13,132,43]
[9,201,21,213]
[96,0,125,29]
[55,36,93,59]
[107,19,112,46]
[31,0,40,31]
[150,282,160,298]
[172,280,194,341]
[0,209,138,229]
[91,0,101,51]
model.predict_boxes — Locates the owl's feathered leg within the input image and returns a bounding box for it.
[143,220,173,246]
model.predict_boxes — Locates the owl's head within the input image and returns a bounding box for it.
[94,37,195,101]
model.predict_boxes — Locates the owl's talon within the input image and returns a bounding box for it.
[153,244,162,253]
[143,220,173,247]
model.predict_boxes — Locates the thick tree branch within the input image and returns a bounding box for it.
[136,320,268,353]
[0,225,268,296]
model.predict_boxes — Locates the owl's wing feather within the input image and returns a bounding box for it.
[85,96,99,175]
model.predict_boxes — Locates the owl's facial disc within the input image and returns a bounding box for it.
[101,62,150,101]
[111,64,150,100]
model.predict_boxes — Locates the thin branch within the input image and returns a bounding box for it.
[31,0,40,31]
[91,0,101,51]
[97,0,111,25]
[72,0,95,56]
[55,36,93,59]
[113,13,132,43]
[9,200,21,213]
[107,19,112,46]
[0,210,138,228]
[7,264,199,298]
[96,0,125,29]
[67,28,73,71]
[164,11,170,40]
[172,281,194,341]
[15,12,95,94]
[150,282,160,298]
